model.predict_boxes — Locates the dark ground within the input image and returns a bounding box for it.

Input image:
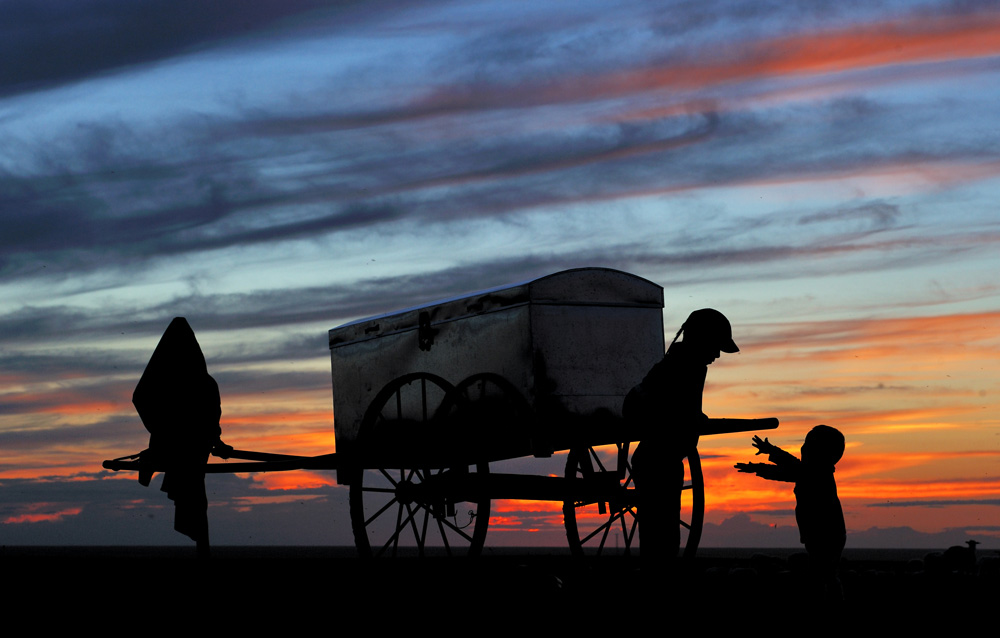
[4,546,996,628]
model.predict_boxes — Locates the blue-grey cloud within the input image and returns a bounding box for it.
[0,472,353,545]
[0,412,140,445]
[4,66,999,287]
[0,0,340,96]
[799,201,901,229]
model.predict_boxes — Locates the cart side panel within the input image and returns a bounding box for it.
[330,304,533,455]
[530,304,665,419]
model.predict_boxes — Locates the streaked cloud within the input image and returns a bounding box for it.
[0,0,337,95]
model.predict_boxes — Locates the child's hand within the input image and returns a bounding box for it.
[751,435,774,455]
[734,462,758,473]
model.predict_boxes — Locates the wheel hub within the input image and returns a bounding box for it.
[396,478,417,504]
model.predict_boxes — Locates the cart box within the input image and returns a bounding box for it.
[330,267,664,460]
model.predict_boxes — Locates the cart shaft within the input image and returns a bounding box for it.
[701,417,778,436]
[415,470,632,504]
[102,451,338,474]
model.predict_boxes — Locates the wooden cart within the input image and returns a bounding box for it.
[104,268,776,558]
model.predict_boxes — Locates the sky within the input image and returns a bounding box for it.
[1,0,998,550]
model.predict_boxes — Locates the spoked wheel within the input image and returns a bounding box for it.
[679,449,705,559]
[444,373,531,414]
[563,443,705,559]
[351,464,490,558]
[349,372,491,558]
[563,442,638,557]
[437,373,535,459]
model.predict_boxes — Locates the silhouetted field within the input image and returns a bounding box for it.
[4,546,996,627]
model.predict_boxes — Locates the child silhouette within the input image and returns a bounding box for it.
[735,425,846,598]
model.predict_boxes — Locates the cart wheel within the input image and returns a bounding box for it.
[563,442,639,557]
[437,373,534,458]
[349,372,491,558]
[444,373,530,413]
[680,449,705,559]
[562,444,704,559]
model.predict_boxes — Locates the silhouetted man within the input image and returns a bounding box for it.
[626,308,739,569]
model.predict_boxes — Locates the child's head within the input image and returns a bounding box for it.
[801,424,845,466]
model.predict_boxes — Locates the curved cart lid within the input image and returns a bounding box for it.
[329,267,663,348]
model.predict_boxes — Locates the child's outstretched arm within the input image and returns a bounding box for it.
[734,460,796,482]
[751,435,800,468]
[751,435,777,456]
[736,436,799,481]
[734,462,767,474]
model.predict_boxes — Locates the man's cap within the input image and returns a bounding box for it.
[682,308,739,353]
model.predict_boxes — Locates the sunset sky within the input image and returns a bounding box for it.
[2,0,998,550]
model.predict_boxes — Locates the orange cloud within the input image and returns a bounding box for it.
[3,504,83,525]
[221,410,331,428]
[222,428,338,457]
[744,310,1000,355]
[38,400,119,416]
[488,515,528,531]
[708,475,1000,518]
[843,478,1000,501]
[508,12,1000,112]
[707,310,1000,423]
[246,471,338,491]
[0,384,127,417]
[751,14,1000,77]
[491,499,563,514]
[595,12,1000,101]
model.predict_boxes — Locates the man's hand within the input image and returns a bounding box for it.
[212,440,234,459]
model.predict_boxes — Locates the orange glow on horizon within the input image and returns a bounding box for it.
[223,429,338,457]
[0,388,123,417]
[491,499,563,513]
